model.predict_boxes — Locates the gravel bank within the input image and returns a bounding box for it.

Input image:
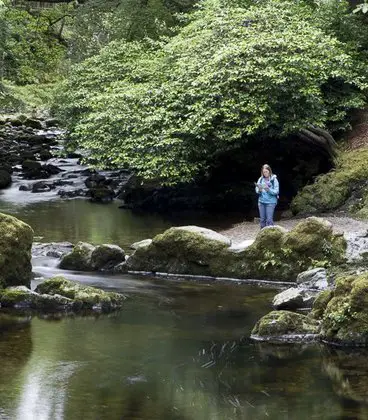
[220,213,368,245]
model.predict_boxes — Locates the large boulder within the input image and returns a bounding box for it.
[59,242,125,272]
[126,226,231,276]
[291,148,368,218]
[255,272,368,346]
[318,273,368,346]
[125,224,235,277]
[90,244,125,270]
[59,242,95,271]
[272,287,317,310]
[0,213,33,288]
[127,218,346,281]
[296,268,329,290]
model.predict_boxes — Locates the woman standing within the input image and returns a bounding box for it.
[255,164,279,229]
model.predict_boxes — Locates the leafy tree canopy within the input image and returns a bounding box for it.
[0,0,69,85]
[55,0,368,184]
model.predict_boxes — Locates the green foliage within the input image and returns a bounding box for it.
[0,80,57,113]
[55,0,368,184]
[68,0,198,61]
[1,1,67,85]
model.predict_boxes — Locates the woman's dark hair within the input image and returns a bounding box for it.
[261,164,273,176]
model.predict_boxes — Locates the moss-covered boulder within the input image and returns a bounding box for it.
[127,219,346,281]
[59,242,95,271]
[0,213,33,288]
[251,310,319,343]
[319,273,368,346]
[291,148,368,217]
[126,226,231,276]
[0,286,38,308]
[283,217,346,266]
[35,276,126,312]
[59,242,126,272]
[309,289,333,319]
[90,244,125,271]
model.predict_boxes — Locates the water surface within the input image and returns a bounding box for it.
[0,193,368,419]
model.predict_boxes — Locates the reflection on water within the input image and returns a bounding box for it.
[1,194,368,419]
[16,360,83,420]
[0,283,367,419]
[0,313,32,417]
[0,199,174,250]
[322,347,368,407]
[0,198,240,250]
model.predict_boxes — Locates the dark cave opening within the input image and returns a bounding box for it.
[121,135,335,217]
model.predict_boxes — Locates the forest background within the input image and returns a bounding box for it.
[1,0,368,215]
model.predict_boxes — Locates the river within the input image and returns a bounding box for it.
[1,187,368,419]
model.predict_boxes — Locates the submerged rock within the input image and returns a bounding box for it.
[252,272,368,347]
[322,347,368,404]
[250,310,319,343]
[0,277,126,313]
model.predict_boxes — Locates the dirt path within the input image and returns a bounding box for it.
[220,213,368,244]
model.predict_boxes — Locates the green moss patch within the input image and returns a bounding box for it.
[291,148,368,217]
[320,273,368,345]
[251,310,319,338]
[127,219,347,281]
[35,276,126,311]
[0,212,33,287]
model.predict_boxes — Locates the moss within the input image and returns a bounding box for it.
[59,242,94,271]
[353,188,368,219]
[0,287,33,307]
[350,275,368,312]
[128,227,230,275]
[35,276,125,311]
[291,148,368,217]
[309,289,333,320]
[36,276,77,298]
[283,217,346,266]
[251,310,319,337]
[247,227,286,255]
[0,212,33,287]
[320,273,368,345]
[128,219,347,282]
[90,245,125,270]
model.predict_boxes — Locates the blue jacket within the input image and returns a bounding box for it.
[255,174,279,204]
